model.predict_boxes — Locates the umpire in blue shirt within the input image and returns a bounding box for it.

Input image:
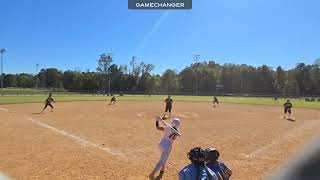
[179,147,220,180]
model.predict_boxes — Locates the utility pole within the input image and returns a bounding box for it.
[0,49,6,96]
[107,53,112,96]
[193,54,200,96]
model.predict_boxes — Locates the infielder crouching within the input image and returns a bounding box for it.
[149,116,181,179]
[41,92,55,113]
[109,96,116,105]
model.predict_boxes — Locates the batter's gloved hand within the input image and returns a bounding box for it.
[156,116,162,121]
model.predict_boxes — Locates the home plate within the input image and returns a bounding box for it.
[0,172,11,180]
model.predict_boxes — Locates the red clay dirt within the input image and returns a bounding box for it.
[0,101,319,180]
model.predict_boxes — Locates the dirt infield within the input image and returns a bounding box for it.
[0,101,319,180]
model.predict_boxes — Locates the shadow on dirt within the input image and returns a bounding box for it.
[286,118,296,122]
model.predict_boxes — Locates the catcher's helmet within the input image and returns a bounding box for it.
[187,147,206,164]
[205,148,220,162]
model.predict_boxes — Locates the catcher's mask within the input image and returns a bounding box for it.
[205,148,220,162]
[187,147,206,165]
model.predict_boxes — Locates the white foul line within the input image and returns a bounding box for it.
[29,117,123,156]
[0,107,9,112]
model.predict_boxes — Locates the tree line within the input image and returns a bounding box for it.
[2,55,320,96]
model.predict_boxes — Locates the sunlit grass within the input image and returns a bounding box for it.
[0,94,319,109]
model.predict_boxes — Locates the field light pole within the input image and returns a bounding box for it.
[36,64,39,88]
[193,54,200,96]
[107,53,112,96]
[0,48,6,96]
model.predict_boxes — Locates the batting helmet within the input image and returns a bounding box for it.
[171,118,180,128]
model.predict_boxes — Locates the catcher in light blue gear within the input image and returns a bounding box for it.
[179,147,219,180]
[205,148,232,180]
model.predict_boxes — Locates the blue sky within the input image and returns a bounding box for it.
[1,0,319,74]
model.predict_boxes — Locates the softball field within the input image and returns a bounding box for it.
[0,101,319,180]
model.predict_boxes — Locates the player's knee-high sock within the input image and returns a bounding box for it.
[41,104,48,113]
[160,165,165,172]
[150,151,170,175]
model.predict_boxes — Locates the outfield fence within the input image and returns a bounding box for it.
[1,88,320,100]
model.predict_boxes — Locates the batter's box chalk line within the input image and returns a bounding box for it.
[0,107,16,113]
[0,107,9,112]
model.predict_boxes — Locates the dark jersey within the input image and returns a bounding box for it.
[213,97,219,103]
[111,97,116,101]
[284,102,292,109]
[45,97,54,104]
[165,98,173,106]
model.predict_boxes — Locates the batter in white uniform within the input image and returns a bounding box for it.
[149,116,181,179]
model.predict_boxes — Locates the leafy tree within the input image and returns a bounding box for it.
[145,75,160,94]
[161,69,178,94]
[139,63,155,91]
[273,66,287,94]
[2,58,320,96]
[294,63,312,95]
[16,73,35,88]
[97,53,113,93]
[3,74,17,87]
[179,67,194,93]
[256,65,274,93]
[63,71,77,90]
[130,56,136,75]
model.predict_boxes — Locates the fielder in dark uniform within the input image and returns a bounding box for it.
[163,95,173,119]
[109,96,116,105]
[283,99,293,120]
[213,96,219,108]
[41,93,55,113]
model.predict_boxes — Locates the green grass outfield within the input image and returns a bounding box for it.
[0,95,319,109]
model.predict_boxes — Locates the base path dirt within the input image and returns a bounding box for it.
[0,101,319,179]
